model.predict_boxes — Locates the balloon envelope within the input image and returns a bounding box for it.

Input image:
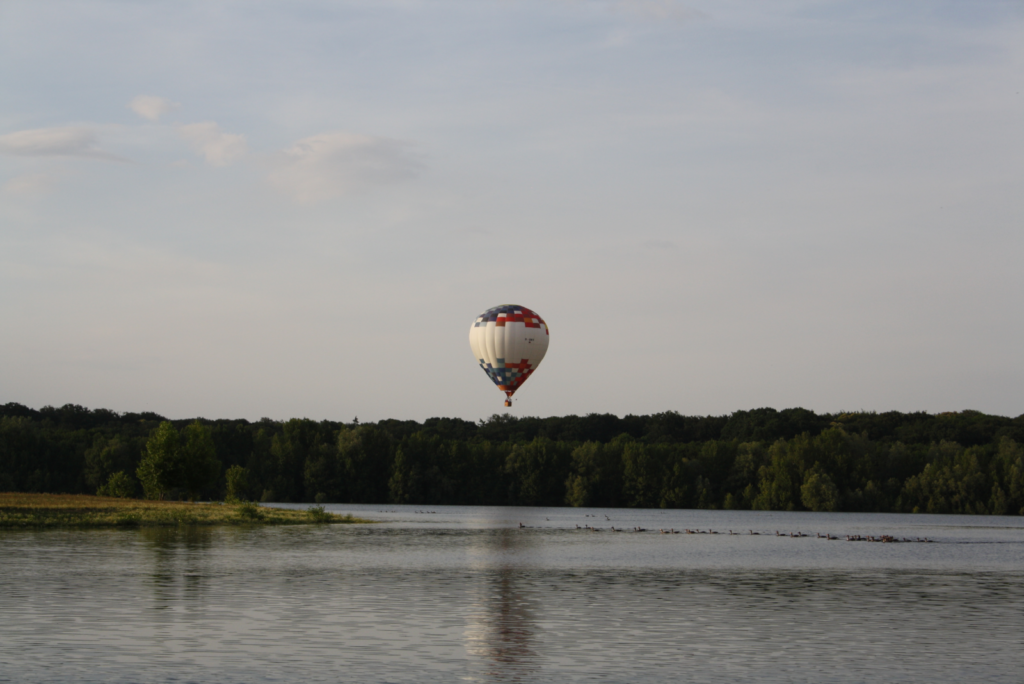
[469,305,549,402]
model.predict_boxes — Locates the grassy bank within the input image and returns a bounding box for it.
[0,493,372,528]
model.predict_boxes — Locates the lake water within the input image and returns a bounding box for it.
[2,506,1023,683]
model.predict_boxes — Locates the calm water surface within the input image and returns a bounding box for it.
[2,506,1023,683]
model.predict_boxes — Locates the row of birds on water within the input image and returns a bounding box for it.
[514,521,932,543]
[375,510,932,542]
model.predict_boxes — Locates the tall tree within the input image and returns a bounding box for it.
[622,442,661,508]
[179,421,220,501]
[136,422,181,500]
[800,464,840,512]
[224,464,252,502]
[84,435,136,492]
[339,425,393,503]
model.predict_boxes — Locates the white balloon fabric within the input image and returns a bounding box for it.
[469,305,549,406]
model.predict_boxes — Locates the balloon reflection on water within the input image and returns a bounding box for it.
[464,527,540,680]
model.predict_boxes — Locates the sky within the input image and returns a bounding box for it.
[1,0,1022,422]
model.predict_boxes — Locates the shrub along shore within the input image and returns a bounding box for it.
[0,493,367,528]
[2,403,1023,515]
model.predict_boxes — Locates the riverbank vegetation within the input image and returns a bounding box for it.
[2,403,1023,515]
[0,492,363,528]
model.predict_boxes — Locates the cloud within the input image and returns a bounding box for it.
[267,132,422,203]
[612,0,707,21]
[0,127,125,161]
[177,122,247,166]
[3,172,57,196]
[128,95,179,122]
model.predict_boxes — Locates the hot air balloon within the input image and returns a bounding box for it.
[469,305,549,407]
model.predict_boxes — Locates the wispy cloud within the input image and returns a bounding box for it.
[2,172,57,196]
[0,127,126,161]
[612,0,707,22]
[129,95,179,122]
[177,122,247,166]
[267,132,422,203]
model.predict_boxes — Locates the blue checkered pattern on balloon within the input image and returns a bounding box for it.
[479,360,533,390]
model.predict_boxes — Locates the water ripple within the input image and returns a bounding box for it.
[2,508,1023,683]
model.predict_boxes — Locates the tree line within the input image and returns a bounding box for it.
[2,402,1023,515]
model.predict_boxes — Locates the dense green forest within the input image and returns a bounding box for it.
[2,402,1023,515]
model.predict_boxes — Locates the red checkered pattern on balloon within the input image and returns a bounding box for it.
[493,310,547,333]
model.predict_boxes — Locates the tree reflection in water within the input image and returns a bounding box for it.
[139,526,214,610]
